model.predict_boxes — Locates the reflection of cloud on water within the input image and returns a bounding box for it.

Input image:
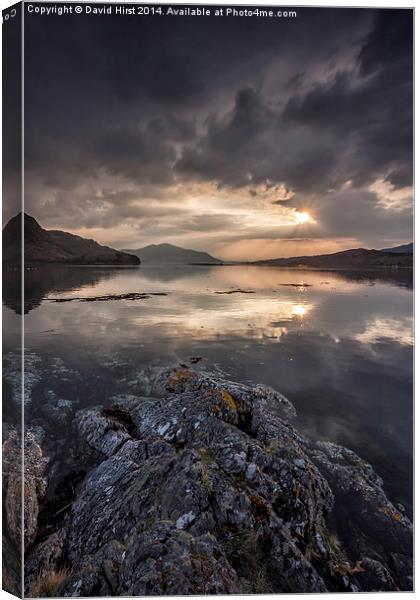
[130,297,314,341]
[355,317,413,347]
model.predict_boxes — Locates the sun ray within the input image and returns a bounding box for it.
[294,211,313,225]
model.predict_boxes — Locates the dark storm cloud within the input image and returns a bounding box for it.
[317,188,412,246]
[386,166,412,189]
[24,6,373,190]
[177,213,241,234]
[272,199,296,207]
[25,113,195,190]
[176,85,347,193]
[24,7,369,110]
[358,9,413,76]
[20,6,413,252]
[177,10,412,194]
[176,87,278,187]
[35,185,189,232]
[93,125,176,185]
[283,10,413,189]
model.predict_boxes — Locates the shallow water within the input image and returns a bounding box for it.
[3,264,413,515]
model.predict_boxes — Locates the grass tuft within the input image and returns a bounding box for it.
[31,569,70,598]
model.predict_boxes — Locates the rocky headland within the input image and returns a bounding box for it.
[3,366,413,596]
[3,213,140,265]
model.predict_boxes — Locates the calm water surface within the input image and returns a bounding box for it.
[3,265,413,515]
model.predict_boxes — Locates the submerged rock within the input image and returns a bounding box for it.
[29,367,412,595]
[3,351,42,406]
[39,390,75,425]
[50,357,80,382]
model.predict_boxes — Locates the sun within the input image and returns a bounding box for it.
[294,211,312,225]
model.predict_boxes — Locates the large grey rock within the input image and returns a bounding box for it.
[35,367,412,595]
[39,389,75,425]
[75,408,131,457]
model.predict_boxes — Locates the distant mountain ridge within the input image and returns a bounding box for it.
[120,242,222,264]
[3,213,140,265]
[254,247,413,269]
[381,242,413,254]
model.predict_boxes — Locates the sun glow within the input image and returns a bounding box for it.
[292,304,307,317]
[294,211,313,225]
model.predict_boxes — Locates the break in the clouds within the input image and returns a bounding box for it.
[10,7,412,259]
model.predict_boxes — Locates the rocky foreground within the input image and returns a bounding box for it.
[3,367,413,596]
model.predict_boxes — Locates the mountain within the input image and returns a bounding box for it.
[120,242,222,265]
[255,247,413,269]
[3,213,140,265]
[381,242,413,254]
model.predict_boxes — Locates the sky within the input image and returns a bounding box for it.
[5,6,413,260]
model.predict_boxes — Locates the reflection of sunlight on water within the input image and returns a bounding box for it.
[355,317,413,346]
[292,304,307,317]
[214,266,350,292]
[131,296,314,341]
[31,266,412,356]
